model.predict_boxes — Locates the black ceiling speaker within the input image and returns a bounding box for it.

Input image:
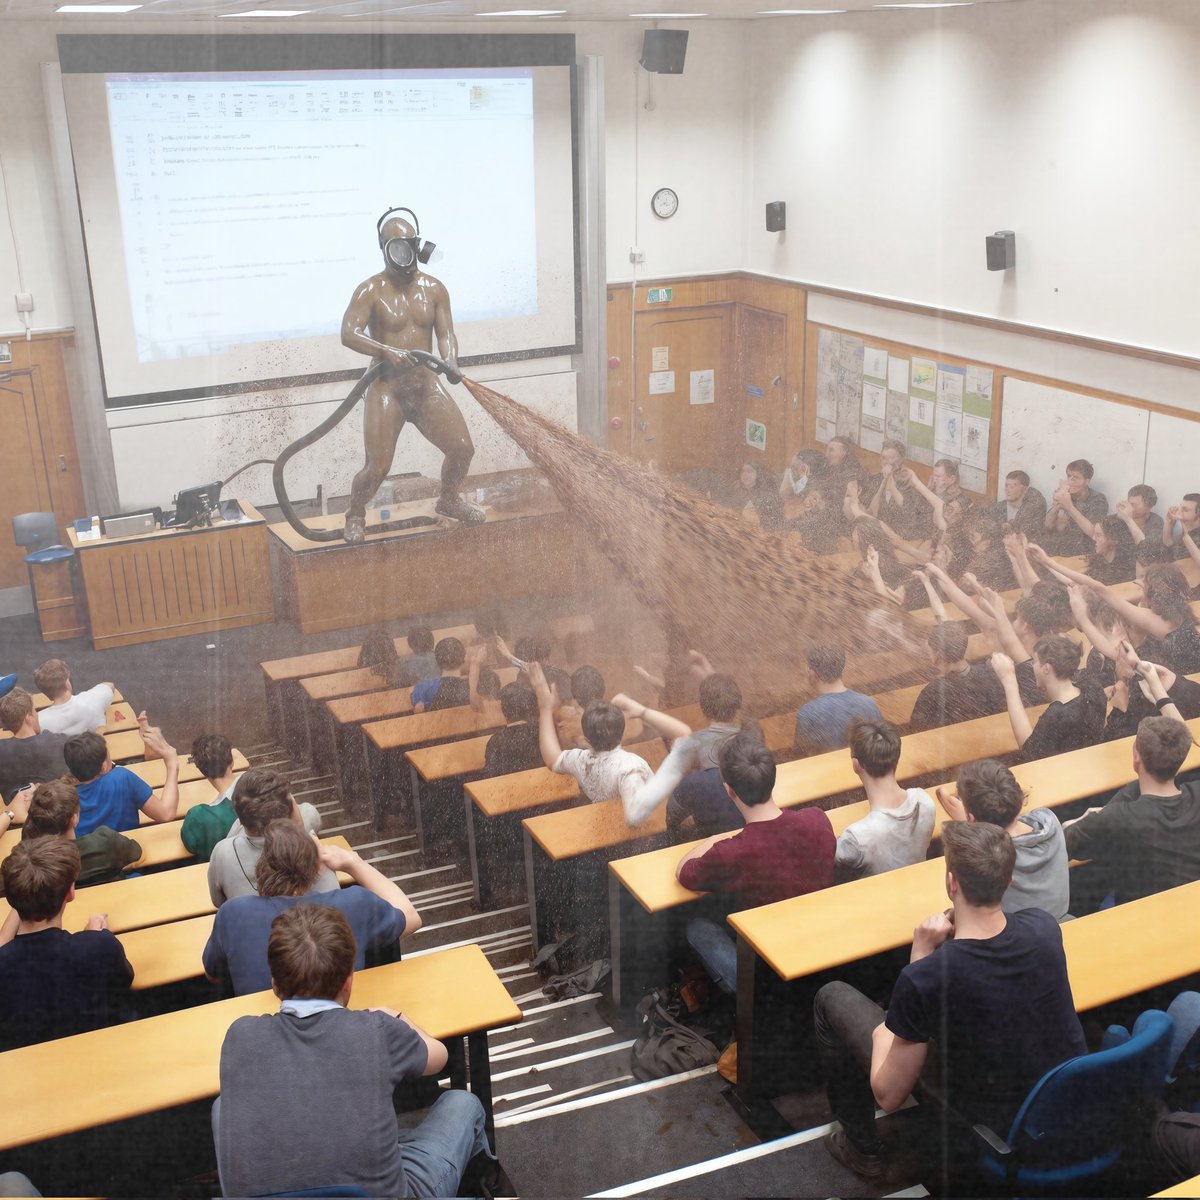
[766,201,786,232]
[641,30,689,74]
[986,230,1016,271]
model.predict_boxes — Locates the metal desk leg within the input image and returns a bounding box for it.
[411,763,425,855]
[523,828,543,955]
[468,1029,497,1151]
[734,934,761,1103]
[467,793,483,907]
[447,1038,468,1091]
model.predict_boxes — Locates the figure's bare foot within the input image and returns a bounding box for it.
[344,515,366,543]
[435,494,486,525]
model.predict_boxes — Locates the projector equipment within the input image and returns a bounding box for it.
[766,201,786,232]
[986,230,1016,271]
[377,207,435,271]
[640,30,689,75]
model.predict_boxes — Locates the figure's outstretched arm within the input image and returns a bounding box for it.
[432,281,460,370]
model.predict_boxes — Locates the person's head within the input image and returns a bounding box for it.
[498,681,538,724]
[1142,563,1192,624]
[570,666,606,707]
[1065,460,1095,495]
[826,436,855,467]
[406,625,435,656]
[1004,470,1030,504]
[848,718,901,780]
[1032,635,1083,684]
[1134,716,1194,784]
[514,636,552,665]
[63,731,109,784]
[378,213,420,280]
[789,447,811,477]
[927,622,969,668]
[941,819,1015,908]
[256,819,322,898]
[1181,495,1200,526]
[358,629,397,678]
[1013,595,1062,640]
[1084,592,1122,635]
[190,732,234,783]
[698,673,742,723]
[806,643,845,685]
[543,666,573,707]
[954,758,1025,828]
[850,517,894,563]
[1,838,80,923]
[739,461,761,491]
[880,440,906,471]
[1028,580,1073,630]
[433,637,466,673]
[21,778,81,841]
[580,701,625,752]
[1135,539,1172,578]
[1127,484,1157,520]
[968,514,1003,553]
[32,659,71,702]
[1092,514,1127,558]
[718,730,776,807]
[475,667,501,700]
[0,687,36,736]
[232,767,294,836]
[930,459,960,494]
[267,904,357,1003]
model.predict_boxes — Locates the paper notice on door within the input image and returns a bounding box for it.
[651,346,669,372]
[648,371,675,395]
[690,369,715,405]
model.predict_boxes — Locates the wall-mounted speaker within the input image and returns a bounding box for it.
[640,30,689,74]
[765,201,786,232]
[986,230,1016,271]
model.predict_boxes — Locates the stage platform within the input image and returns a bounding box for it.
[267,493,588,634]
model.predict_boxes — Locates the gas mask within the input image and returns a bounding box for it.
[377,207,435,273]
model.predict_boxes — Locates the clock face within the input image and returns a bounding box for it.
[651,187,679,220]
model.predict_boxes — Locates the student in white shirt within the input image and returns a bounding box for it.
[32,660,114,738]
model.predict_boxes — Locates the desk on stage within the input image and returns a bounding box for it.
[267,493,590,635]
[66,501,272,650]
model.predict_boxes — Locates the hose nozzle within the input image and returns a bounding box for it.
[409,349,463,386]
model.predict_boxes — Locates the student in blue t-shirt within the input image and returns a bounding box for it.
[411,637,470,712]
[794,644,884,756]
[63,716,180,837]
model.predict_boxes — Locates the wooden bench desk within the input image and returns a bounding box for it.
[119,912,215,990]
[127,749,249,790]
[1153,1174,1200,1198]
[104,727,147,763]
[3,697,133,742]
[0,944,521,1157]
[1,817,194,874]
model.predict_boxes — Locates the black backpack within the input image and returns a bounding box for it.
[630,987,720,1081]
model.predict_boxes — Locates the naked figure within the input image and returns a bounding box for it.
[340,207,484,543]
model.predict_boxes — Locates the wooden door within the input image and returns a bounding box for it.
[631,308,734,475]
[0,373,54,590]
[738,308,791,470]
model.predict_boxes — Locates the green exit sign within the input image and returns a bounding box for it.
[647,287,673,304]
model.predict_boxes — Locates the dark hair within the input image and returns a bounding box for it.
[1066,459,1094,480]
[32,659,70,700]
[543,666,573,705]
[848,719,901,778]
[969,514,1003,547]
[1097,514,1126,545]
[267,905,357,1001]
[718,730,776,806]
[580,701,625,752]
[1028,580,1073,630]
[433,637,466,670]
[498,681,538,723]
[1184,493,1200,508]
[698,674,742,722]
[21,779,80,840]
[1006,470,1030,487]
[406,625,435,655]
[2,838,80,922]
[1014,595,1060,638]
[1084,592,1120,632]
[851,518,898,564]
[806,643,846,683]
[881,439,906,458]
[232,768,293,836]
[955,759,1025,827]
[475,667,501,700]
[570,666,606,706]
[63,732,108,784]
[1143,564,1193,625]
[1136,716,1194,782]
[1128,483,1157,508]
[358,629,398,681]
[0,688,34,735]
[1033,635,1083,681]
[829,435,857,453]
[190,733,234,782]
[942,820,1015,906]
[523,637,553,665]
[1136,540,1172,567]
[927,623,969,665]
[256,819,321,897]
[933,458,960,479]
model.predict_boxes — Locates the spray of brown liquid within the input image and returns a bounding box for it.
[462,377,924,710]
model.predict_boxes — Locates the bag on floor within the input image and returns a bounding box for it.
[630,987,719,1081]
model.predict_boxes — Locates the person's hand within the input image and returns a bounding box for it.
[1002,531,1022,556]
[912,910,955,959]
[1136,659,1171,701]
[1026,542,1050,565]
[865,545,880,571]
[959,572,980,596]
[468,643,488,667]
[526,661,555,710]
[935,785,966,822]
[314,834,360,874]
[976,586,1002,617]
[1105,680,1130,712]
[686,650,715,680]
[384,346,415,369]
[85,914,110,931]
[1067,582,1089,623]
[990,651,1016,682]
[1168,505,1182,523]
[880,462,893,479]
[1116,500,1132,521]
[138,712,177,760]
[8,784,34,824]
[609,693,644,719]
[925,559,949,581]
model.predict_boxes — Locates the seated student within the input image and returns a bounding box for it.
[17,778,141,888]
[677,731,835,995]
[733,460,786,532]
[1104,650,1200,742]
[483,681,542,778]
[983,469,1047,542]
[1042,458,1109,556]
[665,768,742,838]
[0,839,134,1050]
[208,768,332,906]
[823,435,867,514]
[357,628,404,689]
[992,637,1105,764]
[835,720,934,881]
[466,645,503,725]
[214,905,497,1199]
[1086,514,1136,584]
[31,660,114,737]
[864,441,934,543]
[203,820,419,996]
[397,624,438,685]
[788,481,843,555]
[779,447,825,500]
[180,733,240,862]
[64,719,180,836]
[0,687,70,803]
[411,638,469,712]
[794,644,884,756]
[529,662,653,824]
[1163,493,1200,561]
[1063,707,1200,907]
[852,520,924,610]
[937,759,1069,920]
[814,821,1086,1183]
[1115,483,1164,545]
[553,665,606,751]
[908,623,1005,733]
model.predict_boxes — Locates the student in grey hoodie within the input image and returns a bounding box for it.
[936,758,1070,921]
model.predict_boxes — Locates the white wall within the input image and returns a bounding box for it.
[746,0,1200,359]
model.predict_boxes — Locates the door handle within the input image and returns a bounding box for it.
[58,455,68,473]
[636,421,648,432]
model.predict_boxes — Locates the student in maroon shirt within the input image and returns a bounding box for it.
[676,730,835,995]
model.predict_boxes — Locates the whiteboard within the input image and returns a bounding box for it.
[998,378,1150,506]
[1146,410,1200,512]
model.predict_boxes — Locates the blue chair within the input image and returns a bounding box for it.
[0,674,15,699]
[970,1008,1174,1195]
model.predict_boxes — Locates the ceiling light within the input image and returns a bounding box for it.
[630,11,706,15]
[477,8,567,13]
[220,8,309,14]
[757,7,846,11]
[56,4,142,10]
[874,2,973,7]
